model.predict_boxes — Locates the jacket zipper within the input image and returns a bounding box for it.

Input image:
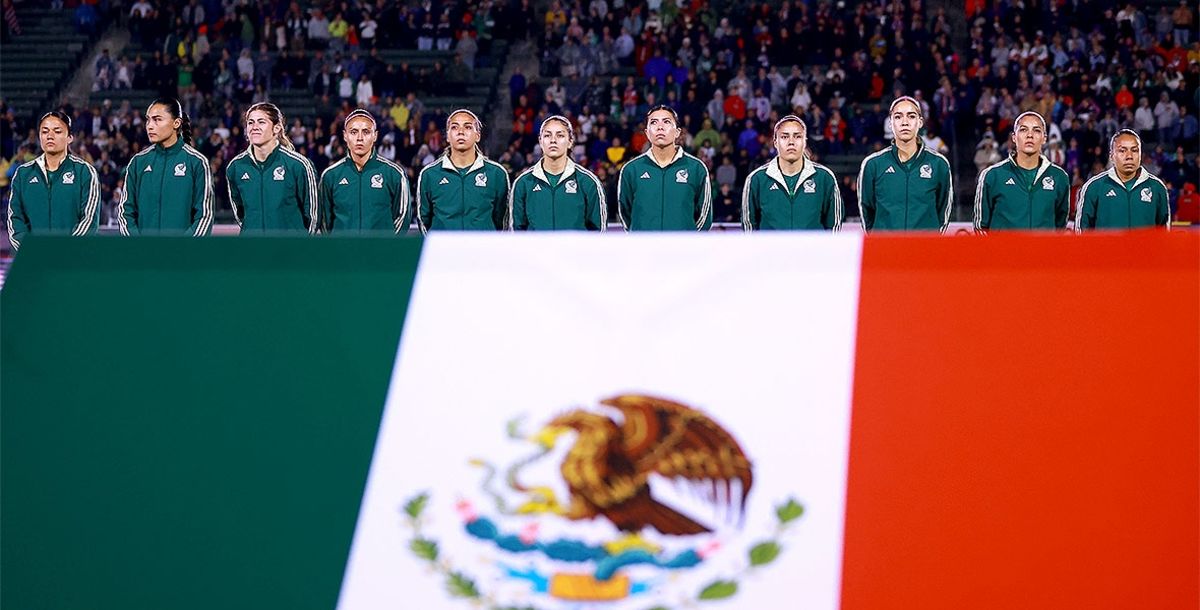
[158,149,166,230]
[45,165,54,227]
[259,160,267,231]
[460,170,467,230]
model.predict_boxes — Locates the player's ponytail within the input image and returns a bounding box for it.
[148,97,193,146]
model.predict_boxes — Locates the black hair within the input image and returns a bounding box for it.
[645,104,680,123]
[38,110,73,131]
[147,97,194,146]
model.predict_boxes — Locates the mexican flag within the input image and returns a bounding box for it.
[2,232,1196,610]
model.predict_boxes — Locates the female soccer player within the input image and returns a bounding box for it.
[856,96,953,232]
[225,102,319,233]
[118,97,214,236]
[510,115,606,231]
[318,108,411,234]
[742,115,841,231]
[7,110,100,251]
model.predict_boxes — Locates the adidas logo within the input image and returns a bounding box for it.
[241,173,250,180]
[769,183,779,191]
[29,176,38,183]
[338,178,349,185]
[1005,178,1015,185]
[1106,190,1116,197]
[144,165,152,172]
[438,177,449,185]
[532,184,542,192]
[885,166,896,174]
[640,172,650,179]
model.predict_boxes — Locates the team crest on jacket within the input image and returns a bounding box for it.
[1140,187,1153,203]
[675,169,689,183]
[1042,176,1055,190]
[919,164,932,179]
[273,166,286,181]
[564,180,577,194]
[475,173,488,188]
[174,163,187,177]
[398,394,804,609]
[803,179,816,194]
[62,171,75,185]
[371,174,384,189]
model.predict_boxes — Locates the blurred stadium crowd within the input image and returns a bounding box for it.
[1,0,1198,227]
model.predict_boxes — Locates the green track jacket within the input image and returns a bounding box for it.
[1074,167,1171,231]
[318,152,411,235]
[616,147,713,231]
[973,156,1070,231]
[415,151,512,232]
[856,143,953,232]
[510,158,607,231]
[119,138,214,236]
[6,153,100,250]
[226,145,319,234]
[742,157,842,231]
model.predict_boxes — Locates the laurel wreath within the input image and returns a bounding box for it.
[402,492,805,610]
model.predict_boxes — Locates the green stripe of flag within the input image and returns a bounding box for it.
[1,236,423,610]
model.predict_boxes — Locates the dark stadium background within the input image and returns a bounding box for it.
[1,0,1197,257]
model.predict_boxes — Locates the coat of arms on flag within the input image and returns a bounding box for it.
[337,235,861,610]
[394,394,805,607]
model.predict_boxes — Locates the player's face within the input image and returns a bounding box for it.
[890,100,922,144]
[38,116,72,155]
[1111,134,1141,176]
[645,109,680,148]
[246,109,278,147]
[144,104,180,145]
[344,116,377,157]
[539,120,571,161]
[774,121,805,163]
[447,112,481,153]
[1013,115,1045,156]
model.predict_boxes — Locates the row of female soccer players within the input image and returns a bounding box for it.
[6,96,1173,250]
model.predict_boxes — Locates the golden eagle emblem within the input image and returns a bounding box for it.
[531,394,754,536]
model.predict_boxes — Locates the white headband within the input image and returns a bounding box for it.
[446,109,483,132]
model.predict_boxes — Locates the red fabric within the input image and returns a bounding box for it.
[843,232,1200,610]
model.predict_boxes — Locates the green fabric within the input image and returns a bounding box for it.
[1077,170,1171,230]
[782,171,802,194]
[120,137,215,235]
[416,154,512,231]
[974,157,1070,230]
[318,151,411,235]
[545,171,561,188]
[857,144,953,231]
[1,236,423,610]
[617,149,714,231]
[743,159,842,231]
[225,145,320,233]
[1013,164,1038,188]
[511,163,607,231]
[6,155,100,250]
